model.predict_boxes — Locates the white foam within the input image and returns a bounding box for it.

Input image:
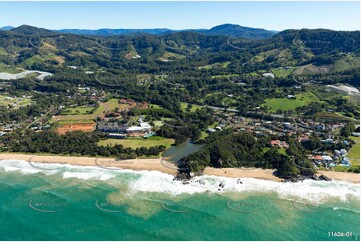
[62,171,115,181]
[0,159,58,175]
[1,159,359,204]
[128,173,360,204]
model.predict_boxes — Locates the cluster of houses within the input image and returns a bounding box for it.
[201,111,356,170]
[119,99,148,111]
[0,123,21,133]
[308,148,351,169]
[270,140,289,148]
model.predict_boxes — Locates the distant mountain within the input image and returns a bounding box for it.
[0,26,14,31]
[56,28,176,36]
[56,24,277,39]
[9,25,56,36]
[200,24,277,38]
[1,24,277,39]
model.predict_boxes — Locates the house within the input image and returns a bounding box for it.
[341,157,351,166]
[97,123,128,133]
[270,140,289,148]
[314,155,324,163]
[262,73,275,78]
[321,155,333,163]
[143,132,156,138]
[340,149,347,156]
[140,122,152,131]
[108,133,127,139]
[321,139,334,144]
[207,128,216,133]
[126,122,152,134]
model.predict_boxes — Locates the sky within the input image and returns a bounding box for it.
[0,1,359,31]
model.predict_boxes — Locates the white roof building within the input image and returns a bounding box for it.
[262,73,275,78]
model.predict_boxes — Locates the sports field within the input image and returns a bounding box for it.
[57,123,96,135]
[98,136,175,149]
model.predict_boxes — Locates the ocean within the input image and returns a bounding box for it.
[0,159,360,241]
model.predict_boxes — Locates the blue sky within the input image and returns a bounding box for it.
[0,1,359,31]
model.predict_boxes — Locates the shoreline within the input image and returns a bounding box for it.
[0,153,359,183]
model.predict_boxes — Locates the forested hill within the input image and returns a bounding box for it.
[1,24,276,39]
[0,25,359,87]
[56,23,276,39]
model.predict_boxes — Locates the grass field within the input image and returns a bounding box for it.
[263,147,287,155]
[105,99,121,111]
[197,131,209,141]
[263,92,320,112]
[0,65,24,74]
[180,102,202,112]
[334,136,359,172]
[21,55,44,68]
[271,68,294,77]
[0,95,31,108]
[333,55,359,72]
[293,64,319,75]
[149,104,162,109]
[348,136,360,166]
[60,107,94,115]
[197,61,231,70]
[211,74,240,79]
[53,103,107,123]
[157,51,185,62]
[153,121,164,127]
[98,136,175,149]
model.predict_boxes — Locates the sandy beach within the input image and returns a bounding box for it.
[0,153,178,175]
[203,167,282,182]
[0,153,359,183]
[317,170,360,183]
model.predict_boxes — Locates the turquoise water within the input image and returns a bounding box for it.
[0,159,360,241]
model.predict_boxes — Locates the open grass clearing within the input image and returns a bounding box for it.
[0,95,31,108]
[60,106,94,115]
[98,136,175,149]
[180,102,203,112]
[263,92,320,112]
[271,68,294,77]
